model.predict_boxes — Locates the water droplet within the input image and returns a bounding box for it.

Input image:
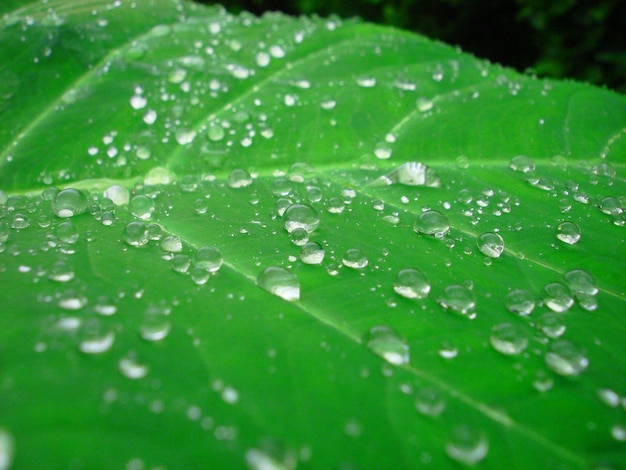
[48,260,74,282]
[414,210,450,238]
[576,293,598,311]
[509,155,535,173]
[326,197,345,214]
[129,195,155,220]
[393,268,430,299]
[542,282,574,312]
[445,425,489,465]
[564,269,598,296]
[78,318,115,354]
[611,424,626,442]
[532,370,554,392]
[438,341,458,359]
[94,296,117,316]
[171,254,191,273]
[556,221,581,245]
[193,198,208,214]
[207,122,225,141]
[374,142,392,160]
[0,428,14,470]
[228,169,253,188]
[194,246,223,273]
[257,267,300,301]
[364,325,409,365]
[342,248,368,269]
[539,312,566,338]
[123,221,149,247]
[103,185,129,206]
[437,285,476,316]
[119,353,149,379]
[289,227,309,246]
[490,323,528,355]
[416,97,433,112]
[10,213,29,230]
[373,162,440,187]
[161,235,183,253]
[56,220,79,244]
[356,76,376,87]
[300,242,324,265]
[284,204,319,233]
[506,289,535,315]
[477,232,504,258]
[599,196,622,216]
[245,440,297,470]
[415,387,446,417]
[598,388,620,408]
[545,340,588,376]
[52,188,88,218]
[58,288,87,310]
[140,303,171,341]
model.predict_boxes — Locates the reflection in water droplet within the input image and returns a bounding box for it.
[300,242,324,265]
[545,340,588,376]
[414,210,450,238]
[539,312,566,338]
[543,283,574,312]
[477,232,504,258]
[393,268,430,299]
[437,285,475,316]
[0,428,14,470]
[506,289,535,315]
[52,188,88,218]
[257,267,300,301]
[556,221,581,245]
[415,387,446,417]
[364,325,409,366]
[284,204,319,234]
[490,323,528,355]
[445,425,489,465]
[123,221,149,247]
[342,248,368,269]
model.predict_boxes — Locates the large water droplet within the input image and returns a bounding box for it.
[414,210,450,238]
[477,232,504,258]
[129,195,155,220]
[284,204,319,233]
[364,325,409,365]
[563,269,598,296]
[257,267,300,301]
[194,246,223,273]
[506,289,535,315]
[342,248,368,269]
[545,340,588,376]
[393,268,430,299]
[542,282,574,312]
[52,188,88,218]
[437,285,475,316]
[556,221,581,245]
[490,323,528,355]
[415,387,446,417]
[140,303,171,341]
[445,425,489,465]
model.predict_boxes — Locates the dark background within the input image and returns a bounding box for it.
[197,0,626,93]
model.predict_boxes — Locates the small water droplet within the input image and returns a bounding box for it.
[10,213,29,230]
[207,122,225,141]
[140,303,171,341]
[129,195,155,220]
[119,353,149,379]
[506,289,535,315]
[342,248,368,269]
[477,232,504,258]
[289,227,309,246]
[161,235,183,253]
[445,425,489,465]
[56,220,79,244]
[48,260,74,282]
[564,269,598,296]
[228,169,253,188]
[545,340,588,376]
[393,268,430,299]
[416,97,433,112]
[52,188,88,218]
[0,428,15,470]
[598,389,620,408]
[374,142,392,160]
[327,197,345,214]
[193,246,223,273]
[438,341,458,359]
[78,318,115,354]
[599,196,622,216]
[414,210,450,238]
[490,323,528,355]
[532,370,554,392]
[123,221,149,247]
[284,204,319,233]
[415,387,446,417]
[437,285,475,316]
[539,312,566,338]
[257,267,300,301]
[611,424,626,442]
[373,162,440,187]
[300,242,324,265]
[58,288,87,310]
[556,221,581,245]
[542,282,574,312]
[103,185,129,206]
[364,325,409,365]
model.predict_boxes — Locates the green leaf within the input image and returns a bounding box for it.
[1,1,625,468]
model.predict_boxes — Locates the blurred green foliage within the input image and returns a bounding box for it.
[200,0,625,92]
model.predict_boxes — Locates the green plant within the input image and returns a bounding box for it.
[0,0,625,468]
